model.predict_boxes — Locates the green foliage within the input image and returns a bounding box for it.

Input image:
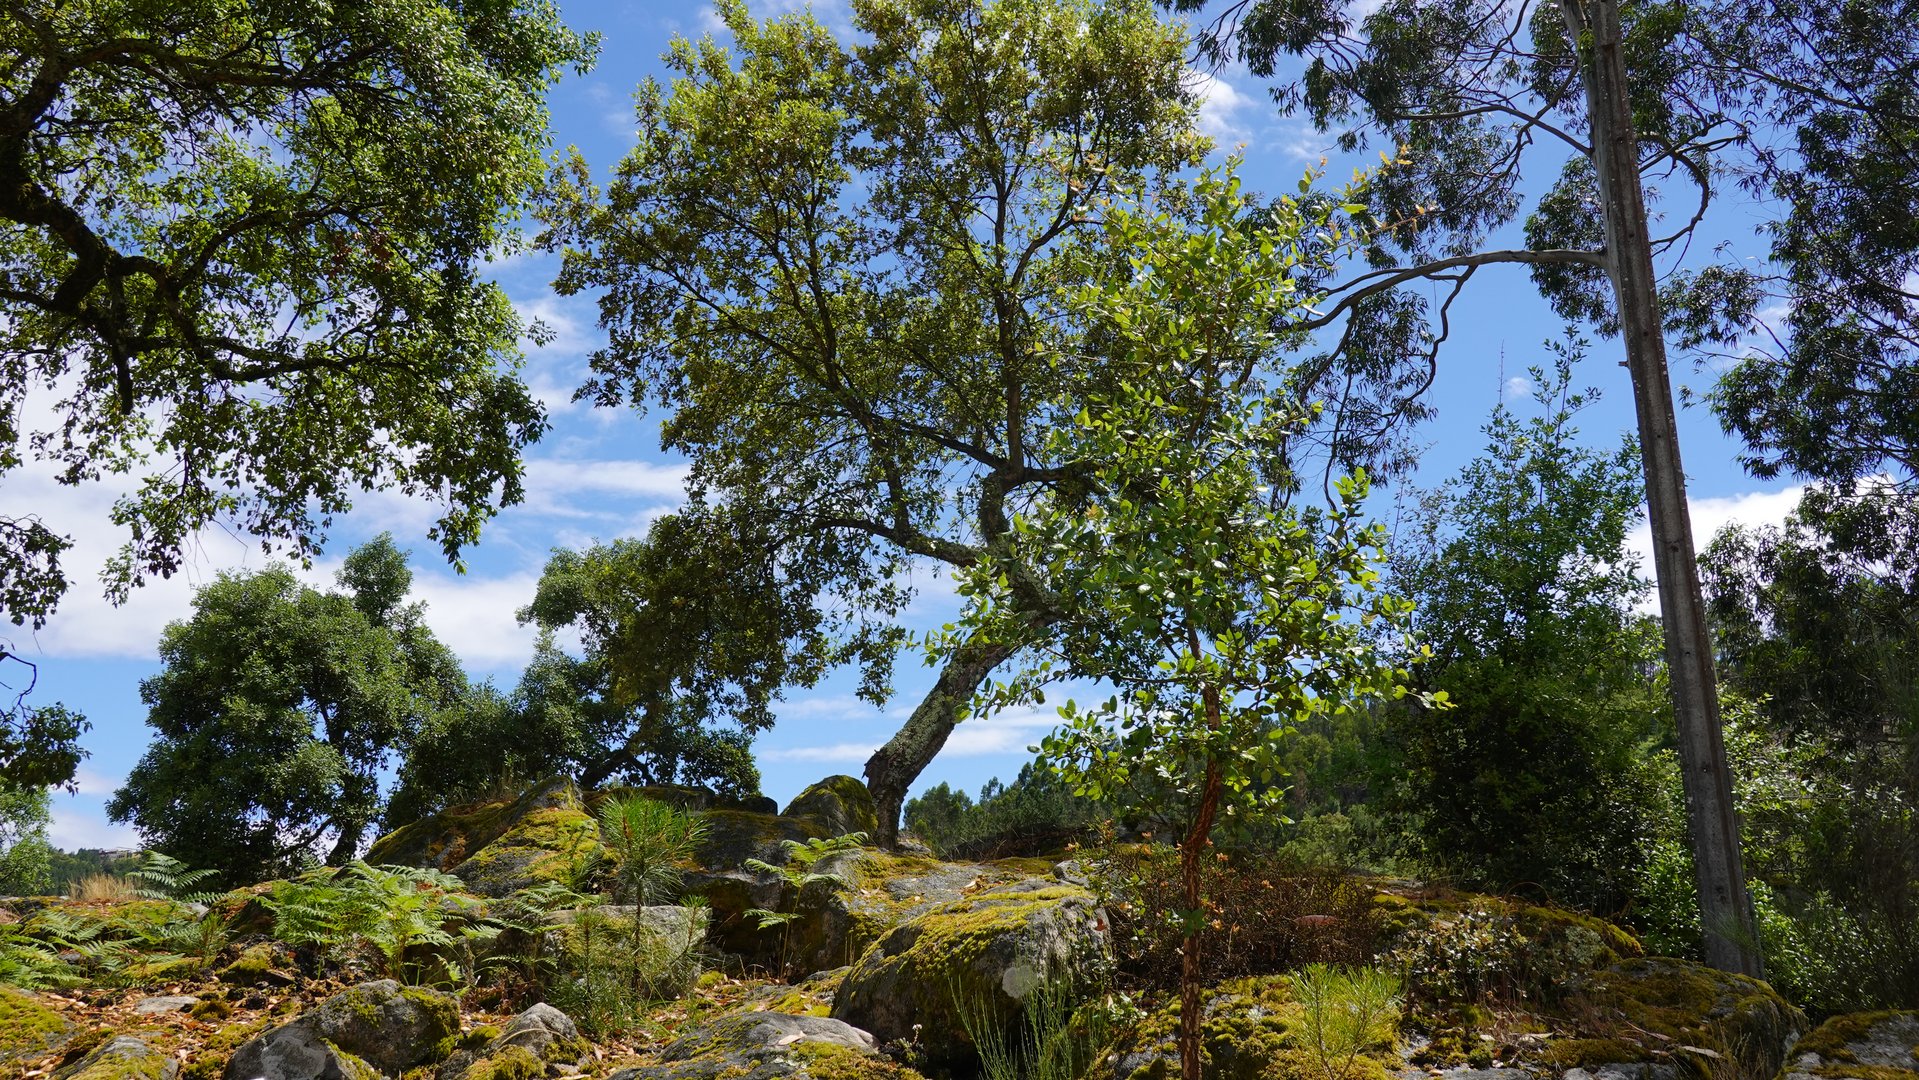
[1292,965,1403,1080]
[946,166,1421,1079]
[126,852,219,903]
[1691,494,1919,1011]
[0,681,89,791]
[1379,344,1668,912]
[743,831,870,969]
[0,0,597,627]
[905,764,1101,860]
[545,905,706,1037]
[109,536,470,884]
[262,861,481,985]
[541,0,1209,824]
[957,969,1114,1080]
[0,784,53,895]
[596,794,707,906]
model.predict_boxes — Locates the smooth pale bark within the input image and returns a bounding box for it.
[1559,0,1764,977]
[863,635,1016,848]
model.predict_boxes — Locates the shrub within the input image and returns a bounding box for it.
[1094,842,1382,990]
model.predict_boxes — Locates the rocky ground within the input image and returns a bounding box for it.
[1,775,1912,1080]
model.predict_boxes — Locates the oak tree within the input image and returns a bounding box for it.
[543,0,1206,843]
[1,0,596,629]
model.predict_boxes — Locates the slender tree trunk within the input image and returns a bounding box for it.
[1179,682,1225,1080]
[1562,0,1763,977]
[864,634,1015,848]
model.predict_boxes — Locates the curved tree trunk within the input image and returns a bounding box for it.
[1563,0,1763,977]
[863,634,1015,848]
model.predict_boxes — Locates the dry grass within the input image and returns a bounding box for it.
[67,875,136,902]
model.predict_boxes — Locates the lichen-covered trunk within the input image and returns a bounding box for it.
[1561,0,1762,977]
[863,634,1015,849]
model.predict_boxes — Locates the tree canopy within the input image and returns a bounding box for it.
[542,0,1208,842]
[109,535,466,883]
[0,0,597,629]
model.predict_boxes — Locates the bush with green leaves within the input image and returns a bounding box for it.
[1380,344,1669,914]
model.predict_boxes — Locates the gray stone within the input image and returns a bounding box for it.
[226,979,459,1080]
[831,878,1112,1069]
[608,1012,882,1080]
[56,1035,179,1080]
[132,995,200,1016]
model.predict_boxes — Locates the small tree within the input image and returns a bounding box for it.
[942,171,1429,1080]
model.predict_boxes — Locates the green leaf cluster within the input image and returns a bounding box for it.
[0,0,597,625]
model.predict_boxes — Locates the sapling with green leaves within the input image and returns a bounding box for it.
[938,168,1435,1080]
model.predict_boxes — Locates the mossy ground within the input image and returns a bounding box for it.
[0,986,74,1061]
[1788,1011,1919,1080]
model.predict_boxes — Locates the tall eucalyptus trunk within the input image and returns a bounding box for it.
[1561,0,1763,977]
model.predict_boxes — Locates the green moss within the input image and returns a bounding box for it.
[1111,977,1305,1080]
[180,1016,273,1080]
[1541,958,1805,1080]
[458,1045,544,1080]
[1795,1011,1919,1062]
[0,986,72,1062]
[455,805,600,894]
[321,1040,383,1080]
[217,942,278,984]
[790,1041,929,1078]
[458,1025,504,1051]
[988,856,1061,876]
[188,996,231,1021]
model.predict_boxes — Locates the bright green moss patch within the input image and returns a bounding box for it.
[790,1041,929,1078]
[457,1045,543,1080]
[0,985,73,1063]
[1789,1011,1919,1080]
[217,942,279,984]
[179,1016,273,1080]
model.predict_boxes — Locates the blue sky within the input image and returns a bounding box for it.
[9,0,1805,851]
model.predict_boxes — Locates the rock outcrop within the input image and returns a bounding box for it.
[608,1011,921,1080]
[226,979,460,1080]
[56,1036,179,1080]
[0,987,73,1067]
[1778,1011,1919,1080]
[831,877,1113,1068]
[365,777,600,897]
[782,776,880,839]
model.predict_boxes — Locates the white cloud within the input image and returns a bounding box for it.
[408,570,548,669]
[1189,68,1257,147]
[762,704,1064,764]
[1624,485,1804,610]
[761,741,879,764]
[69,768,124,798]
[47,802,140,851]
[1505,375,1534,401]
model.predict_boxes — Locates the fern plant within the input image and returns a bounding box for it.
[127,852,220,903]
[741,831,869,929]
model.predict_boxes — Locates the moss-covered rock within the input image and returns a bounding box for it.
[685,809,827,960]
[607,1011,910,1080]
[217,941,294,985]
[1377,886,1643,1007]
[366,776,590,878]
[1538,957,1807,1080]
[830,878,1113,1069]
[55,1036,179,1080]
[1102,974,1404,1080]
[453,796,601,899]
[0,986,74,1067]
[784,776,880,839]
[226,979,461,1080]
[784,851,1050,975]
[1779,1011,1919,1080]
[439,1003,587,1080]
